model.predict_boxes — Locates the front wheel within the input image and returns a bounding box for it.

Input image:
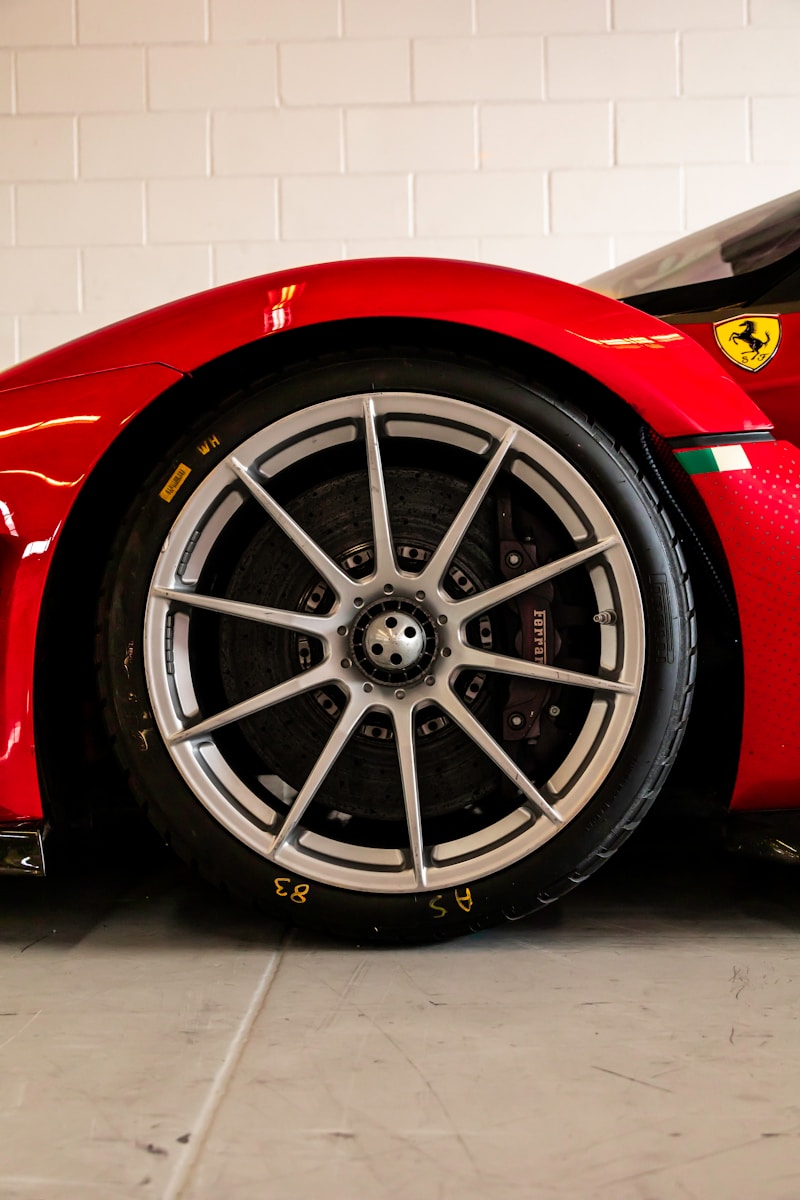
[99,349,695,941]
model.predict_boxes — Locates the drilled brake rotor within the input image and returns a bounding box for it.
[218,468,503,822]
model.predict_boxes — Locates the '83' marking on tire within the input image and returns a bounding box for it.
[274,877,310,904]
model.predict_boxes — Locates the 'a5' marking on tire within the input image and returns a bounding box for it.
[429,887,474,917]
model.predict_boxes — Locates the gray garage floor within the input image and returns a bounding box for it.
[2,806,800,1200]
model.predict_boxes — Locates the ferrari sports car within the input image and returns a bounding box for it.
[2,192,800,942]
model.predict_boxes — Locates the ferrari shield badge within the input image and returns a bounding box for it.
[713,315,781,372]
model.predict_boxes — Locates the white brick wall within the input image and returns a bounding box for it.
[77,0,205,45]
[413,37,543,102]
[17,48,145,112]
[0,0,799,366]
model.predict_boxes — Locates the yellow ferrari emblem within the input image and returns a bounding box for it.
[713,315,781,372]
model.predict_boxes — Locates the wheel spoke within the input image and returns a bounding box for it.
[153,587,335,636]
[421,426,516,591]
[362,397,396,578]
[456,646,637,695]
[229,455,354,597]
[453,536,620,622]
[272,694,368,851]
[436,691,562,825]
[168,660,336,745]
[392,704,426,888]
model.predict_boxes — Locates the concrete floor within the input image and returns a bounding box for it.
[2,808,800,1200]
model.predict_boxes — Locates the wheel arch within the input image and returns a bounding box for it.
[34,314,741,829]
[1,256,769,440]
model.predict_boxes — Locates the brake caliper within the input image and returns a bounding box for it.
[496,486,560,743]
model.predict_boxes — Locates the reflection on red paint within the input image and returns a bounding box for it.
[571,332,683,348]
[0,469,83,488]
[0,500,17,537]
[0,414,100,441]
[0,721,21,763]
[21,536,54,558]
[264,283,302,333]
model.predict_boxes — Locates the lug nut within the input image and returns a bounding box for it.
[438,614,448,625]
[415,590,425,601]
[395,689,406,699]
[363,683,373,693]
[508,712,525,729]
[337,625,347,636]
[341,658,352,669]
[383,583,394,595]
[548,705,560,718]
[353,597,364,608]
[425,675,435,686]
[441,647,451,658]
[505,551,523,569]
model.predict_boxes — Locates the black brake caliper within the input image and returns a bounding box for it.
[496,485,561,746]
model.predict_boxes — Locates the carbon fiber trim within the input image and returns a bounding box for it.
[667,431,775,450]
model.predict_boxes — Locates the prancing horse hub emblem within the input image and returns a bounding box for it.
[714,315,782,372]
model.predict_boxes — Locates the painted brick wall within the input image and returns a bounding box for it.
[1,0,799,367]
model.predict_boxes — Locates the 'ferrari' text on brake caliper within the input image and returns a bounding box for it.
[496,486,558,743]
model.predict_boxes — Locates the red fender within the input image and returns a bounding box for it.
[0,258,769,436]
[0,364,182,822]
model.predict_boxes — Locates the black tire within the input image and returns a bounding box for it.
[98,348,695,942]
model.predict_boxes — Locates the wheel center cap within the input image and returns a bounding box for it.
[351,598,437,686]
[363,610,425,671]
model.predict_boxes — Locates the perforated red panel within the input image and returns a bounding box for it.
[690,439,800,809]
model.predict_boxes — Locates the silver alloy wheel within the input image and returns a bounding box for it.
[144,391,645,894]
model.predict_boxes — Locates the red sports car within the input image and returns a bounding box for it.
[2,193,799,942]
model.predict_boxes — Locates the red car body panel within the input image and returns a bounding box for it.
[670,309,800,810]
[688,441,800,810]
[0,364,182,824]
[0,256,790,828]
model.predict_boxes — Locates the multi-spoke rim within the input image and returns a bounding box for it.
[144,392,645,893]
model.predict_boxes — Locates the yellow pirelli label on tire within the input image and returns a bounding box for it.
[159,462,191,502]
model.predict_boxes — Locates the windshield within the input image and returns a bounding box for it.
[586,190,800,300]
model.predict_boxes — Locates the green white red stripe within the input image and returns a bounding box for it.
[675,445,752,476]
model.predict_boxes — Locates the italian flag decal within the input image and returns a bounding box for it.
[675,444,752,476]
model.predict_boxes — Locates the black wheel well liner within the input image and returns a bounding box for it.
[34,314,742,828]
